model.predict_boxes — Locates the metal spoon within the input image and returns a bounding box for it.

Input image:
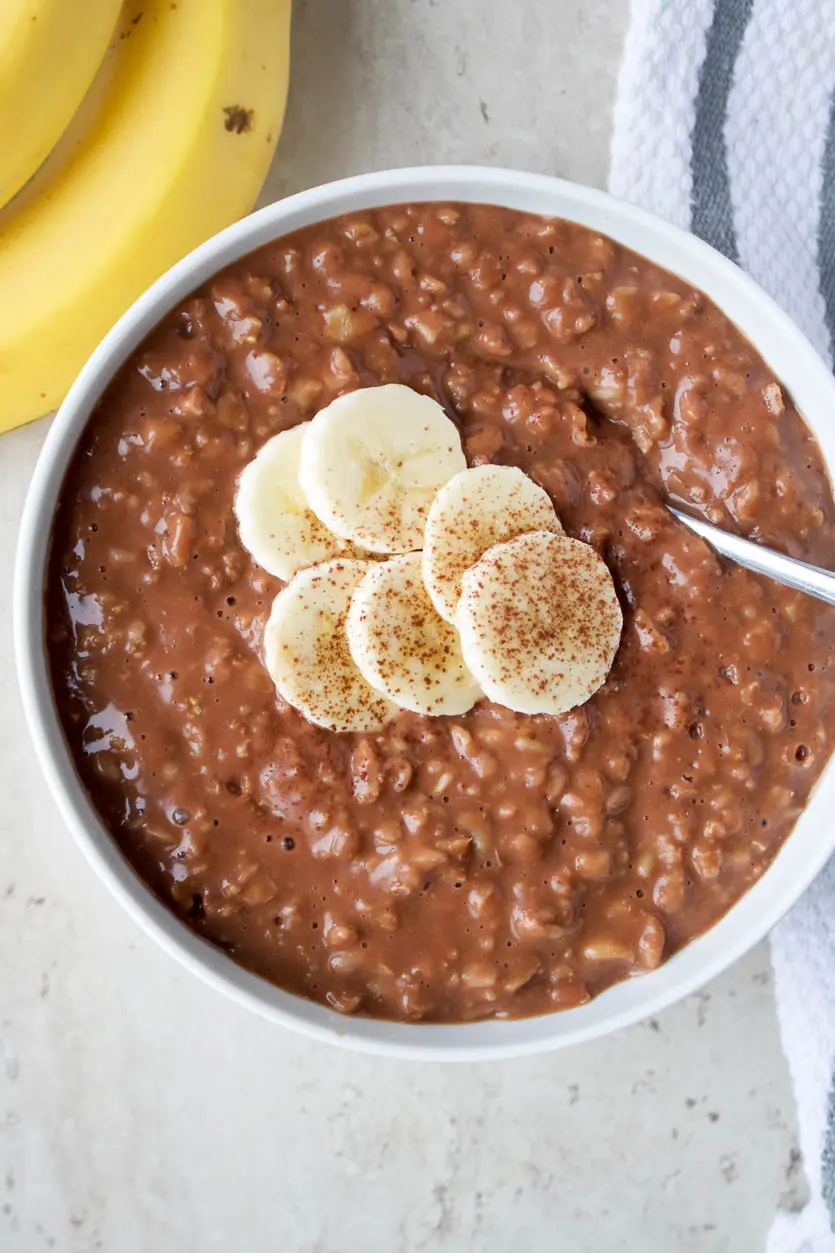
[668,506,835,608]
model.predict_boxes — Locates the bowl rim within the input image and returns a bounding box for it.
[14,163,835,1062]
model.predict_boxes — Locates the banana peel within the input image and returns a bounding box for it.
[0,0,123,210]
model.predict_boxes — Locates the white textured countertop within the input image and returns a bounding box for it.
[0,3,806,1249]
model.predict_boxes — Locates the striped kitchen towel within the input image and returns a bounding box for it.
[609,2,835,1250]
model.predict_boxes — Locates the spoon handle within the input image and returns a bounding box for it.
[668,506,835,608]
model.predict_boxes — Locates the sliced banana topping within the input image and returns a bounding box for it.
[456,531,622,716]
[234,424,353,580]
[423,464,563,622]
[238,386,623,732]
[263,559,396,733]
[299,383,466,553]
[347,552,481,717]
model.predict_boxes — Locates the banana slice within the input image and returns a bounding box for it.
[457,531,622,715]
[423,464,563,622]
[263,559,396,733]
[299,384,466,553]
[346,553,481,716]
[234,424,354,580]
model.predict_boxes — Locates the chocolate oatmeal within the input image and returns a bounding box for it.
[46,203,835,1022]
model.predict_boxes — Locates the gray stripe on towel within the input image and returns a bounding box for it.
[820,86,835,363]
[690,0,754,261]
[822,1064,835,1230]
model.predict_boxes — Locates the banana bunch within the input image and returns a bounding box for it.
[0,0,291,431]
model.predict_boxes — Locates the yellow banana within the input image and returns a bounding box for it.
[0,0,122,210]
[0,0,291,431]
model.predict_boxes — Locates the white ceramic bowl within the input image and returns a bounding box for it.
[15,166,835,1061]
